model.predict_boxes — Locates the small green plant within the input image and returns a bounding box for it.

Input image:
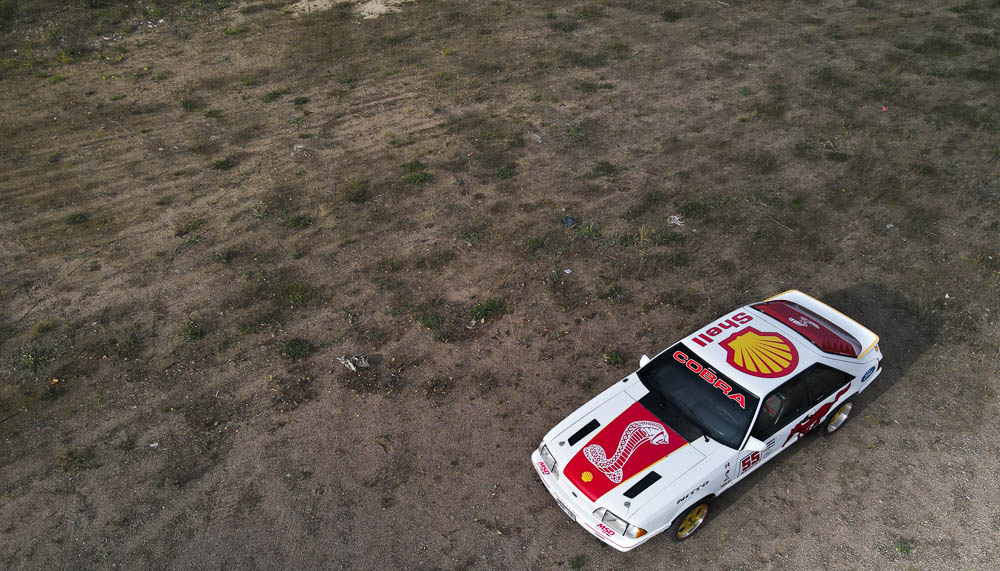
[214,248,237,263]
[15,347,51,371]
[275,281,317,306]
[282,338,313,360]
[181,319,204,341]
[662,8,683,21]
[497,166,516,179]
[241,73,258,86]
[174,217,204,237]
[209,156,238,170]
[224,25,247,36]
[598,284,624,304]
[418,311,442,331]
[569,555,586,570]
[204,109,223,120]
[64,212,88,225]
[669,252,691,267]
[563,122,586,145]
[592,160,617,177]
[32,321,54,337]
[603,350,624,367]
[116,329,141,358]
[469,299,505,321]
[179,95,202,111]
[578,220,602,241]
[403,159,427,172]
[457,225,488,244]
[525,237,544,254]
[405,172,429,184]
[340,177,370,203]
[895,538,913,555]
[293,96,310,105]
[154,71,167,80]
[262,90,285,103]
[285,215,312,229]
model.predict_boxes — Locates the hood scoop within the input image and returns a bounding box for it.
[568,419,601,446]
[623,471,661,499]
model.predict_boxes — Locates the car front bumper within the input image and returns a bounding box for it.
[530,449,651,552]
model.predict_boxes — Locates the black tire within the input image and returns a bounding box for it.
[670,498,711,542]
[822,399,854,436]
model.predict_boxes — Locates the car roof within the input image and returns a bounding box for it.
[677,305,825,399]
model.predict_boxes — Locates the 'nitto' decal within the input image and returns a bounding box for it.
[672,350,748,408]
[783,385,851,447]
[583,421,667,484]
[720,327,799,378]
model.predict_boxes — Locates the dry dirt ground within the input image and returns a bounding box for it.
[1,0,999,568]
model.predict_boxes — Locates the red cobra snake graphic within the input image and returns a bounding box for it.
[783,385,851,447]
[583,420,668,483]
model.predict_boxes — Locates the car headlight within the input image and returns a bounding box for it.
[593,507,647,539]
[539,444,559,479]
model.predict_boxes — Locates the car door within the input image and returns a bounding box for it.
[733,374,813,480]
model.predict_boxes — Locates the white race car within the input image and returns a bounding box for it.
[531,290,883,550]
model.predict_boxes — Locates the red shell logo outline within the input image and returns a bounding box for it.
[720,327,799,378]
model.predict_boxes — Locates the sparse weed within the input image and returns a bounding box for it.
[603,350,624,367]
[214,248,237,263]
[285,215,312,229]
[456,225,488,244]
[562,122,587,145]
[274,281,317,307]
[262,90,286,103]
[209,156,238,170]
[405,172,430,185]
[64,212,88,225]
[340,177,370,203]
[578,220,602,241]
[282,338,313,360]
[469,299,505,321]
[181,319,204,341]
[592,160,617,177]
[525,237,544,255]
[15,347,51,371]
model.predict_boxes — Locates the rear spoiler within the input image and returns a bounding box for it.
[763,290,880,359]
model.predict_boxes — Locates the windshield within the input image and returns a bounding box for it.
[638,343,759,449]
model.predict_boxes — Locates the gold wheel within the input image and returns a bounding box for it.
[675,503,709,540]
[824,400,854,434]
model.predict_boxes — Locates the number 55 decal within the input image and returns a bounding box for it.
[740,451,761,473]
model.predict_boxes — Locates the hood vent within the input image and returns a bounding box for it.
[623,472,661,499]
[567,419,600,446]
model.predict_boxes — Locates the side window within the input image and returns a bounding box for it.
[751,376,811,440]
[798,363,852,406]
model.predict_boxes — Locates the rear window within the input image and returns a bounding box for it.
[752,300,862,357]
[639,343,759,449]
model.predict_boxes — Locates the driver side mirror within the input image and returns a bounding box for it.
[639,354,651,368]
[743,436,767,452]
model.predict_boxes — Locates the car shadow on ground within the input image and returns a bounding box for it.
[705,281,939,526]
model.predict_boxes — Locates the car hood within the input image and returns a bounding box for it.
[553,389,706,503]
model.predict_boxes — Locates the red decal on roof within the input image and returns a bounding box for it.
[720,327,799,378]
[753,301,862,357]
[565,402,688,501]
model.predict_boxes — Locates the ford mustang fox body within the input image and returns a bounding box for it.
[531,290,883,550]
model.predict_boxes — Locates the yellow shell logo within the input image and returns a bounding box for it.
[721,327,799,378]
[581,471,594,483]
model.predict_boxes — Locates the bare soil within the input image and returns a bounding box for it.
[1,0,998,568]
